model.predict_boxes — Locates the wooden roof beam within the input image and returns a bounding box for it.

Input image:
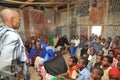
[69,0,83,4]
[54,0,83,8]
[19,0,34,8]
[4,0,66,5]
[49,0,54,2]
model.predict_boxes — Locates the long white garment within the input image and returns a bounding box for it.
[0,26,27,79]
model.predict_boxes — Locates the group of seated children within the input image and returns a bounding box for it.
[26,35,120,80]
[57,55,120,80]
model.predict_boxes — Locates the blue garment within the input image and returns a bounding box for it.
[86,63,91,71]
[29,45,37,59]
[39,50,46,58]
[39,44,48,58]
[93,43,104,54]
[70,46,78,56]
[77,68,91,80]
[44,46,55,62]
[41,43,47,50]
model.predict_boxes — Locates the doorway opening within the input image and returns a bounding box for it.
[91,26,102,37]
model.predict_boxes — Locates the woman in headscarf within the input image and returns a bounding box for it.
[29,39,37,59]
[38,47,67,80]
[34,44,55,70]
[39,43,48,58]
[44,46,55,62]
[108,68,120,80]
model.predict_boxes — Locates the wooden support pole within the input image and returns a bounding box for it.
[23,8,31,41]
[67,2,70,40]
[102,0,110,38]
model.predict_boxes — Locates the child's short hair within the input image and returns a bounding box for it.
[113,42,118,46]
[92,67,104,77]
[108,50,115,54]
[70,56,78,64]
[82,53,89,59]
[97,54,103,60]
[105,42,110,45]
[99,50,104,53]
[104,56,113,64]
[80,58,88,67]
[96,37,101,40]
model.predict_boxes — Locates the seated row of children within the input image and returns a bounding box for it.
[31,42,120,80]
[57,56,120,80]
[33,45,120,80]
[27,36,120,80]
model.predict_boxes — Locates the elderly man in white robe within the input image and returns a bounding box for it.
[0,8,28,80]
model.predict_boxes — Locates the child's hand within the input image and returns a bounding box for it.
[57,75,61,78]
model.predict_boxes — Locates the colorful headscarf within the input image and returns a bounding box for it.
[108,68,120,80]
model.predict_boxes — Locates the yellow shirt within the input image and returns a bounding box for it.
[101,66,112,80]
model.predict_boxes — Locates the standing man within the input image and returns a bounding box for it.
[0,8,27,80]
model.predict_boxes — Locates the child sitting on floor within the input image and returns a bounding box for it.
[57,56,78,79]
[77,58,91,80]
[94,54,103,68]
[90,67,104,80]
[101,56,113,80]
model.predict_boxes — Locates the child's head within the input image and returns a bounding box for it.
[75,35,79,40]
[96,54,103,63]
[107,37,112,43]
[109,68,120,80]
[98,50,104,56]
[82,53,89,60]
[91,67,104,80]
[108,50,115,58]
[112,42,118,49]
[104,42,110,49]
[102,56,113,66]
[116,51,120,61]
[90,47,95,55]
[95,37,101,44]
[117,61,120,71]
[68,56,78,67]
[83,45,88,49]
[78,58,88,69]
[102,38,106,43]
[117,54,120,61]
[31,39,35,44]
[115,36,120,42]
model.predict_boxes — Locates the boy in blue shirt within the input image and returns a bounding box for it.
[77,58,91,80]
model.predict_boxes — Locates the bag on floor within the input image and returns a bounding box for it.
[44,52,68,76]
